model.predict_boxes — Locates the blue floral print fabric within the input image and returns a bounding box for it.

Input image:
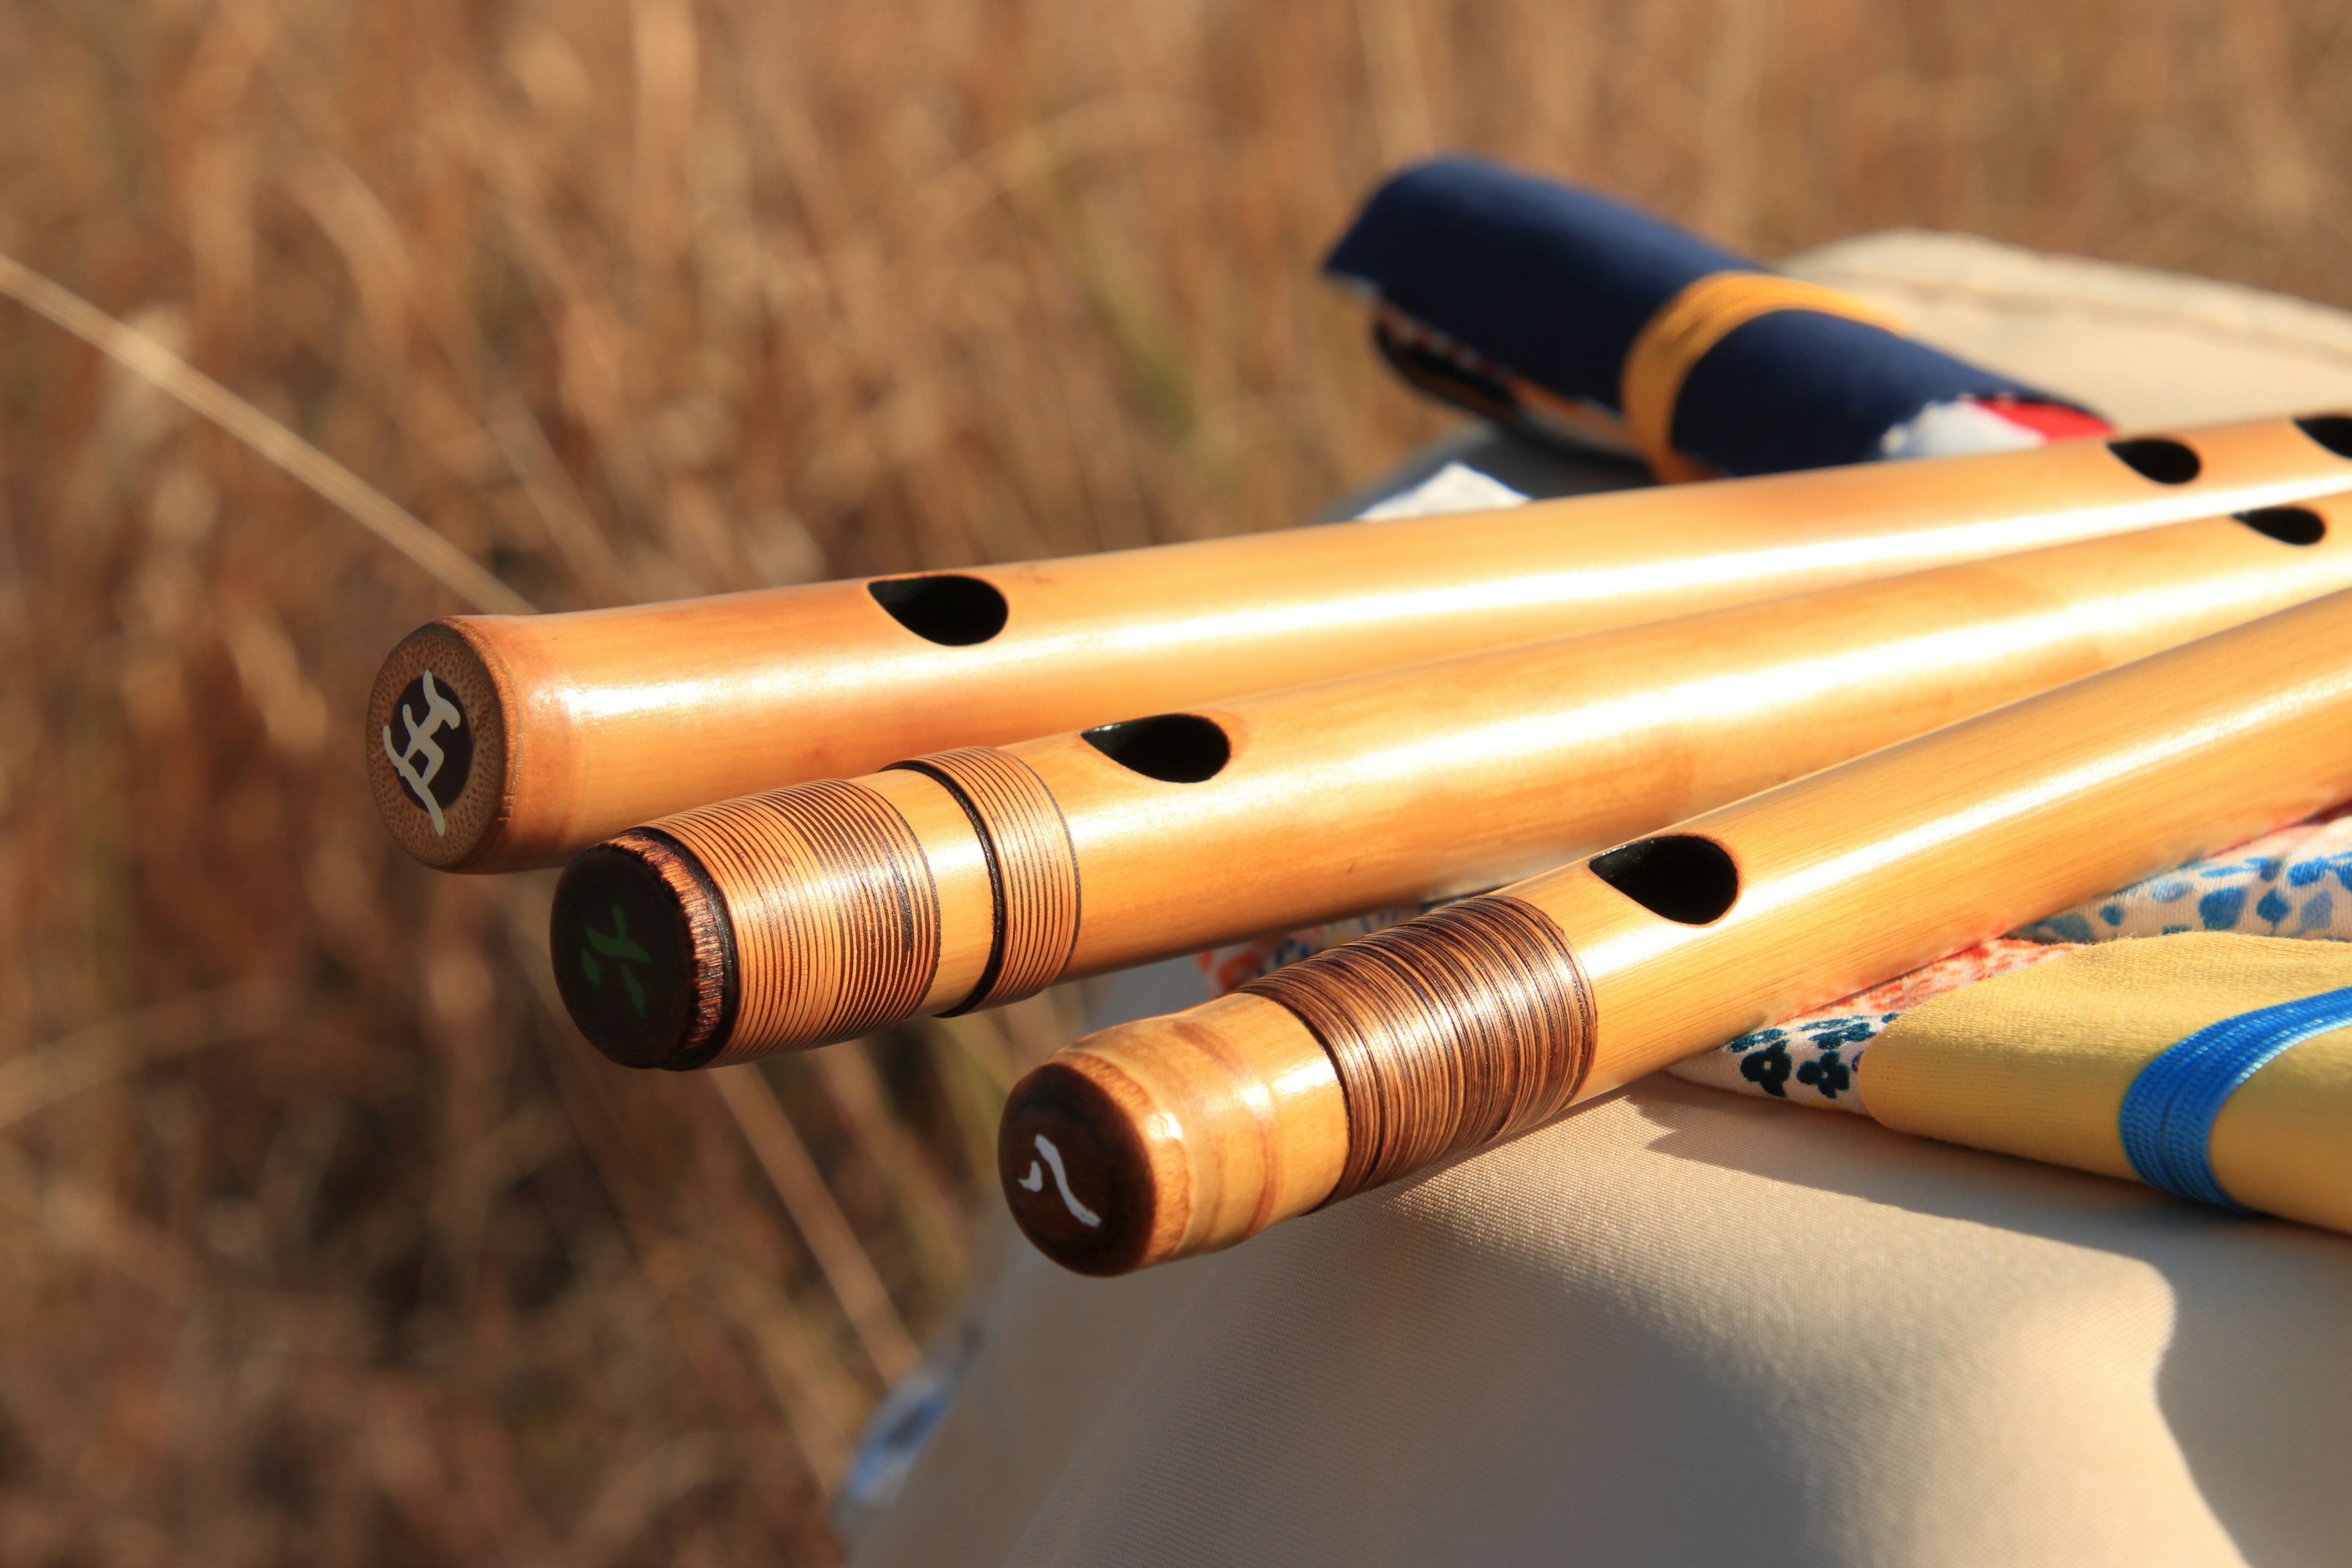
[1677,812,2352,1114]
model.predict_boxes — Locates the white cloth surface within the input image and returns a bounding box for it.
[849,235,2352,1567]
[862,1080,2352,1566]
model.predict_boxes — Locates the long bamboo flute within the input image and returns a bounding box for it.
[550,500,2352,1069]
[374,414,2352,872]
[997,589,2352,1275]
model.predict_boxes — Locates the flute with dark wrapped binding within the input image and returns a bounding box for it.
[375,414,2352,873]
[997,587,2352,1275]
[548,498,2352,1070]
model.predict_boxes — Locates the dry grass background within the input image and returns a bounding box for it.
[6,0,2352,1561]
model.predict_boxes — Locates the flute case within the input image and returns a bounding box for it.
[1327,156,2109,476]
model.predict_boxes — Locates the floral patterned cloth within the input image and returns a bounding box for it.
[2014,809,2352,946]
[1197,805,2352,1118]
[1670,940,2076,1115]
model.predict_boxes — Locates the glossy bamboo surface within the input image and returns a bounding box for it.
[374,414,2352,871]
[550,500,2352,1071]
[1000,589,2352,1274]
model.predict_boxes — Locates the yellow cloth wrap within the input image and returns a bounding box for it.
[1861,933,2352,1234]
[1618,272,1909,481]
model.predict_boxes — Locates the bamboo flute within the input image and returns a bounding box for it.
[374,415,2352,872]
[550,500,2352,1069]
[996,588,2352,1275]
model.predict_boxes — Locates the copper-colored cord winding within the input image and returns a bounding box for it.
[890,748,1080,1012]
[660,780,941,1058]
[1243,895,1595,1201]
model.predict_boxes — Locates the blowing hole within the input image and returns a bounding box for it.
[1080,714,1231,783]
[869,575,1010,646]
[2235,506,2328,546]
[2294,414,2352,458]
[2106,437,2202,485]
[1588,835,1740,925]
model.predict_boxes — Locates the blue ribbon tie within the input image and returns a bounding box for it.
[2117,985,2352,1208]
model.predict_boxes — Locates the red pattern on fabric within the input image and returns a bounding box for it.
[1969,394,2113,441]
[1197,942,1280,997]
[1783,937,2078,1025]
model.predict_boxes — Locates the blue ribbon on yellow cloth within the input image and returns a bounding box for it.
[1741,934,2352,1238]
[2119,986,2352,1208]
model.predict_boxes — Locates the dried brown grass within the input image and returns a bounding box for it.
[6,0,2352,1561]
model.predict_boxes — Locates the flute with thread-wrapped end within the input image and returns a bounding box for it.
[999,589,2352,1275]
[551,498,2352,1069]
[376,413,2352,873]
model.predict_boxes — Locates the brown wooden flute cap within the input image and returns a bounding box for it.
[1000,993,1347,1276]
[997,1055,1166,1276]
[550,831,737,1071]
[367,620,513,871]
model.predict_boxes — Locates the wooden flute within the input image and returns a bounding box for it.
[996,588,2352,1275]
[374,415,2352,872]
[549,500,2352,1070]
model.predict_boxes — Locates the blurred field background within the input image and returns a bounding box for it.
[6,0,2352,1561]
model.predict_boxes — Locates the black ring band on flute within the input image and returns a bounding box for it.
[886,758,1010,1015]
[889,750,1081,1014]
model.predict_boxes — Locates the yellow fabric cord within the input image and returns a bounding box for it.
[1619,272,1908,482]
[1861,933,2352,1234]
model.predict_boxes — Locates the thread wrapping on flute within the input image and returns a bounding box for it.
[552,782,943,1068]
[886,750,1080,1014]
[551,746,1084,1066]
[1242,898,1596,1201]
[682,785,942,1060]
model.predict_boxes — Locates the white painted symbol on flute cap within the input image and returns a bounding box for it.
[1018,1133,1099,1227]
[382,670,464,837]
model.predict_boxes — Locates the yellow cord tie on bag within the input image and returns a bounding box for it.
[1621,273,1909,482]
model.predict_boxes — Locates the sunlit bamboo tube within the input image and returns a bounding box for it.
[549,498,2352,1071]
[372,414,2352,872]
[997,587,2352,1275]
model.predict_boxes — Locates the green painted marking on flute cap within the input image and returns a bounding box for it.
[551,844,709,1069]
[579,906,650,1017]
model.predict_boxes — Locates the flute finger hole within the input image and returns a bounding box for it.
[1588,834,1740,925]
[1081,714,1232,783]
[868,574,1010,645]
[2293,413,2352,458]
[2106,437,2202,485]
[2234,506,2328,546]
